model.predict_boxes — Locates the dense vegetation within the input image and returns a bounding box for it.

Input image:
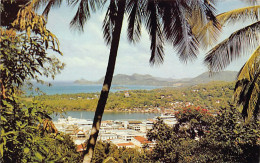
[147,106,260,163]
[89,106,260,163]
[0,1,80,162]
[31,81,235,114]
[91,141,146,163]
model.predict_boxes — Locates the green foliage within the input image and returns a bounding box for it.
[91,141,146,163]
[1,95,81,162]
[147,106,260,163]
[1,28,64,97]
[198,107,260,163]
[0,0,64,99]
[147,106,214,163]
[0,2,79,163]
[33,81,235,113]
[174,106,214,139]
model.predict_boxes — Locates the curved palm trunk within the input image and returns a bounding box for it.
[82,0,126,162]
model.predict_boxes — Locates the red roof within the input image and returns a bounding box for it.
[76,144,86,152]
[134,136,152,144]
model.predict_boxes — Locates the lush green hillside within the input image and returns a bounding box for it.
[31,81,235,113]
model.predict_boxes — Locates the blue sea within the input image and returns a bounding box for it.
[27,82,161,95]
[26,82,161,120]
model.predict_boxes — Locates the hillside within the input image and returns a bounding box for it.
[75,73,177,86]
[35,81,235,113]
[189,71,237,84]
[74,71,238,86]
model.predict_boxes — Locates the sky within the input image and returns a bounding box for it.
[43,0,256,82]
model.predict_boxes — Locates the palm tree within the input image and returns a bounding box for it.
[203,3,260,122]
[33,0,218,162]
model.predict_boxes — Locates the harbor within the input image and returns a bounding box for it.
[53,114,177,151]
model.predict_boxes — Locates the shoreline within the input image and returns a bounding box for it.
[58,109,161,114]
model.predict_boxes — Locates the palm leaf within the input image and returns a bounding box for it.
[243,0,259,5]
[69,0,104,31]
[33,0,63,19]
[204,21,260,72]
[217,5,260,25]
[235,72,260,122]
[126,0,143,43]
[32,0,103,31]
[157,0,216,63]
[172,3,198,63]
[237,45,260,80]
[102,0,118,45]
[234,46,260,121]
[198,5,260,49]
[190,0,220,49]
[143,0,165,65]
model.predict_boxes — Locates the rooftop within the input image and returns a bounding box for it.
[134,136,152,144]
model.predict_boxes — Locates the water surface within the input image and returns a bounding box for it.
[27,82,161,95]
[52,111,159,121]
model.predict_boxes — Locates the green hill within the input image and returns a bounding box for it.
[189,71,237,84]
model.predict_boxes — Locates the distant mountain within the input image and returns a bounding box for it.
[76,73,176,86]
[74,71,238,86]
[189,71,237,84]
[74,79,95,84]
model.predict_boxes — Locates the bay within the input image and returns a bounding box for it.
[28,82,161,95]
[29,82,161,121]
[52,111,160,121]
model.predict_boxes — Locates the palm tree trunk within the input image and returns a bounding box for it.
[82,0,126,162]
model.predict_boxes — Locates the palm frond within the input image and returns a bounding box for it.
[241,0,259,6]
[43,0,63,19]
[233,46,260,121]
[30,0,63,20]
[158,0,201,63]
[190,0,221,49]
[126,0,143,43]
[102,0,118,45]
[69,0,103,31]
[143,0,165,65]
[234,71,260,122]
[189,0,219,32]
[217,5,260,25]
[237,45,260,80]
[195,20,221,49]
[204,21,260,72]
[197,5,260,49]
[173,4,199,62]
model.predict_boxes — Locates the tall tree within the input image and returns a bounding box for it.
[203,2,260,122]
[34,0,218,162]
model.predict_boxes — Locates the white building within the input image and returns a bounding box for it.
[109,139,135,148]
[98,133,118,141]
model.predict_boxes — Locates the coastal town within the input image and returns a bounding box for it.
[54,114,177,152]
